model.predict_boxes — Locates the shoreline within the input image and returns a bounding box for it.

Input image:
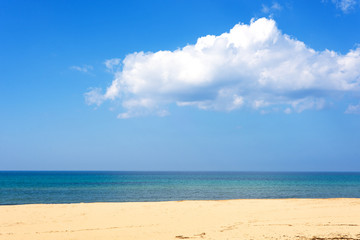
[1,198,360,240]
[1,197,360,206]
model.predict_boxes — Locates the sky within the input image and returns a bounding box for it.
[1,0,360,171]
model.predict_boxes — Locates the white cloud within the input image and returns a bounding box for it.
[262,2,282,14]
[331,0,358,13]
[84,88,104,106]
[70,65,93,73]
[345,103,360,114]
[104,58,121,72]
[86,18,360,118]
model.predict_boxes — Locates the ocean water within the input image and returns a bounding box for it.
[0,171,360,205]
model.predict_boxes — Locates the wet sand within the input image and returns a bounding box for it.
[1,198,360,240]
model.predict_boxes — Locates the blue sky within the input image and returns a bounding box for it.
[1,0,360,171]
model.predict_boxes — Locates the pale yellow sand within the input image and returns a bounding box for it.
[1,199,360,240]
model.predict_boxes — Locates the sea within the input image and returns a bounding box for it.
[1,171,360,205]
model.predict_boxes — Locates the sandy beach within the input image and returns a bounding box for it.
[1,198,360,240]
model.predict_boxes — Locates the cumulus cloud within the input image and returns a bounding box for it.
[70,65,93,73]
[86,18,360,118]
[331,0,358,13]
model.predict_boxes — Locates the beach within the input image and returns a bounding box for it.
[1,199,360,240]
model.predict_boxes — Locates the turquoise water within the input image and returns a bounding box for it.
[0,171,360,205]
